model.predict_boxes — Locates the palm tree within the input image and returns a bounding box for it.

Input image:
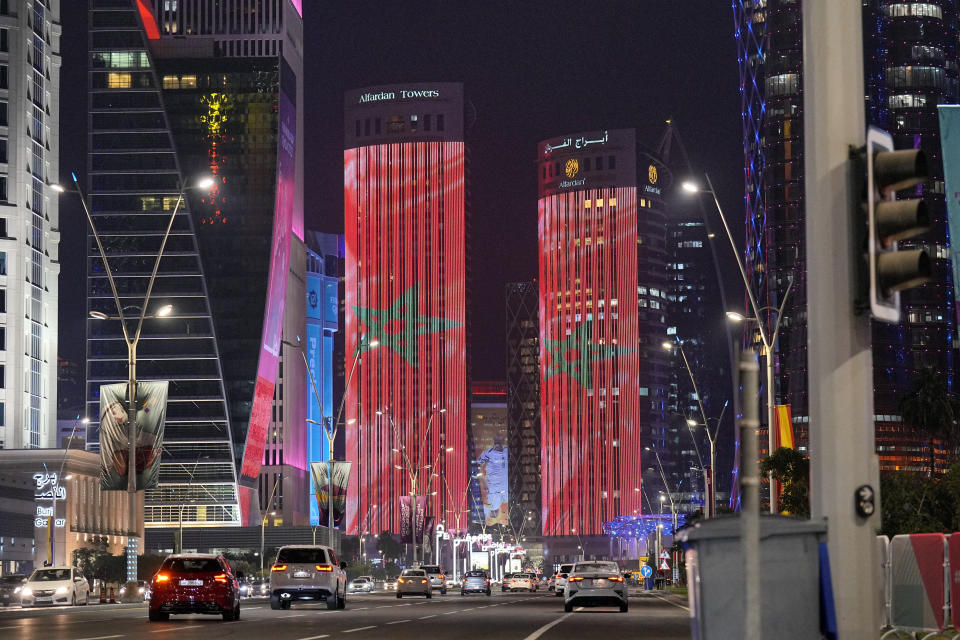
[899,367,955,476]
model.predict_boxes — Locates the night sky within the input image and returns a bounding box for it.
[58,1,743,383]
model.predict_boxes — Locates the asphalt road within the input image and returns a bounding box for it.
[0,589,692,640]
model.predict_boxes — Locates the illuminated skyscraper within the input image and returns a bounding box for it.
[343,83,468,535]
[538,129,668,536]
[734,1,957,475]
[86,0,304,527]
[0,1,61,450]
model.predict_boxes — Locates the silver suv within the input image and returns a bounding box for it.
[418,565,447,594]
[269,545,347,610]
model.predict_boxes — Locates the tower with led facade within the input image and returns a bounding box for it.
[343,83,468,535]
[734,0,958,475]
[538,129,669,536]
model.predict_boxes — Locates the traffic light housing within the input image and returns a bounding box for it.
[859,126,931,323]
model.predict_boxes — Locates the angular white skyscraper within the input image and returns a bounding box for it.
[0,1,61,449]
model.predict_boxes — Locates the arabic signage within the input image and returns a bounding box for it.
[538,129,638,198]
[33,473,66,528]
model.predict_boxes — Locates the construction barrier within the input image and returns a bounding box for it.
[108,587,115,604]
[881,533,952,639]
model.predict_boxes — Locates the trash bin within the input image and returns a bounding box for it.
[677,515,826,640]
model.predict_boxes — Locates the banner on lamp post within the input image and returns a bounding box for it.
[310,462,351,528]
[399,495,427,544]
[99,381,168,491]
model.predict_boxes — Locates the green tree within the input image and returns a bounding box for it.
[72,536,110,578]
[880,471,950,536]
[376,531,402,562]
[759,447,810,517]
[899,366,956,476]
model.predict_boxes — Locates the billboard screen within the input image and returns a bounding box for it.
[238,60,297,488]
[344,136,467,536]
[471,417,509,528]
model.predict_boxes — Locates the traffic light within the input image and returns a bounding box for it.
[860,126,931,323]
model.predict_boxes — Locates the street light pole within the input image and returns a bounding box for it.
[644,446,677,531]
[260,473,282,578]
[66,172,213,582]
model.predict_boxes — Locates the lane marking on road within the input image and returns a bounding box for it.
[417,614,437,620]
[342,626,376,633]
[651,593,690,612]
[352,607,368,610]
[296,635,329,640]
[385,619,410,625]
[71,636,125,640]
[521,608,583,640]
[286,613,307,617]
[149,625,202,633]
[375,605,394,609]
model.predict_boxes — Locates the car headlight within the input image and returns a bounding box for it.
[20,587,31,597]
[13,586,21,594]
[55,586,68,595]
[138,587,145,594]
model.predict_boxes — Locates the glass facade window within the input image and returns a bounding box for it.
[886,3,943,19]
[106,72,132,89]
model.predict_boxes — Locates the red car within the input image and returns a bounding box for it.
[148,554,241,622]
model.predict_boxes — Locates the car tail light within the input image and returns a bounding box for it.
[271,564,288,572]
[420,579,428,584]
[398,578,406,584]
[485,578,490,583]
[568,576,584,582]
[154,573,170,583]
[315,564,333,572]
[608,575,624,582]
[213,573,228,584]
[555,573,561,579]
[439,574,445,580]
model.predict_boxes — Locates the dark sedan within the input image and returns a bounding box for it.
[0,575,26,606]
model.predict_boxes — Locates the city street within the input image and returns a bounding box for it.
[0,590,691,640]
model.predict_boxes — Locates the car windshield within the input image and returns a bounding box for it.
[465,571,486,578]
[276,548,328,564]
[574,562,619,573]
[353,578,368,583]
[163,558,221,573]
[30,569,71,582]
[402,570,425,577]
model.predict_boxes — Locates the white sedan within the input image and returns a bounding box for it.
[564,561,627,613]
[20,567,89,607]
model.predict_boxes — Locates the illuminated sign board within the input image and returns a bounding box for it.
[357,89,441,104]
[33,472,66,528]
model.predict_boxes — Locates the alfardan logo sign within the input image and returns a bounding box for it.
[353,284,460,367]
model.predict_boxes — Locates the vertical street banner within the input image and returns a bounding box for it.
[774,404,795,450]
[310,462,352,528]
[99,381,168,491]
[399,495,428,544]
[938,105,960,310]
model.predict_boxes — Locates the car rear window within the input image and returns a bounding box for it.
[163,558,222,573]
[30,569,71,581]
[402,570,425,576]
[574,562,619,573]
[419,565,441,574]
[276,548,329,564]
[465,571,486,578]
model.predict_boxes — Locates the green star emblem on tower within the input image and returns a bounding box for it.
[543,320,633,389]
[353,284,461,368]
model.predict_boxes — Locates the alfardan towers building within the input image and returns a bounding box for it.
[538,129,670,535]
[343,84,468,535]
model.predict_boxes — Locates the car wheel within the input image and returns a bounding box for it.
[338,592,346,609]
[486,590,491,596]
[620,602,628,613]
[281,599,291,610]
[426,592,432,599]
[270,594,282,610]
[396,592,402,599]
[222,604,236,621]
[564,602,573,613]
[555,590,563,597]
[326,591,338,610]
[148,610,169,622]
[441,588,446,595]
[460,591,465,597]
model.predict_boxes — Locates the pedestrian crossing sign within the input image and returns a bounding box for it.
[659,550,670,560]
[659,559,671,571]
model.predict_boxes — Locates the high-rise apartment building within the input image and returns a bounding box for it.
[0,1,61,450]
[734,0,958,474]
[343,83,468,535]
[664,220,732,513]
[538,129,669,535]
[505,281,541,536]
[86,0,304,528]
[305,231,343,526]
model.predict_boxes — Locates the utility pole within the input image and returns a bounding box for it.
[804,1,881,635]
